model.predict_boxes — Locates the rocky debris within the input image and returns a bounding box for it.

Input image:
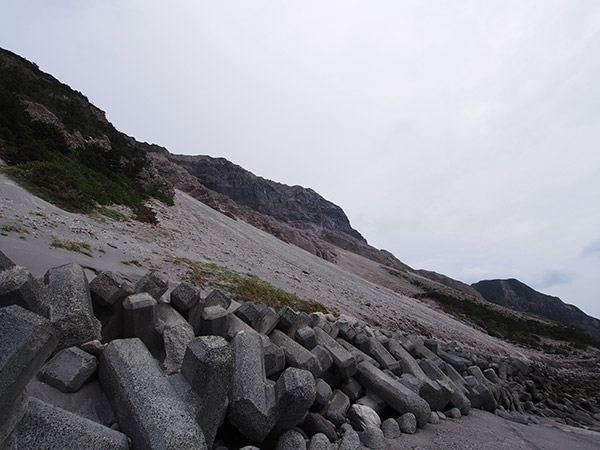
[0,254,599,449]
[37,346,97,393]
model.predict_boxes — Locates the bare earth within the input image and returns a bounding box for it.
[1,174,599,449]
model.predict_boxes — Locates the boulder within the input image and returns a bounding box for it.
[275,429,307,450]
[347,404,381,431]
[397,412,417,434]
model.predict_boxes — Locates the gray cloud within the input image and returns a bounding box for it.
[582,239,600,258]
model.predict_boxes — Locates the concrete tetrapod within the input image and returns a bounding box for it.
[353,361,431,428]
[99,338,206,450]
[228,330,277,441]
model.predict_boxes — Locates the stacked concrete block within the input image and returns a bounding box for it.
[99,338,206,449]
[0,305,57,447]
[40,263,101,350]
[169,281,202,318]
[0,265,49,318]
[135,271,168,300]
[313,327,357,379]
[122,293,162,353]
[354,333,400,375]
[156,303,195,374]
[5,397,128,449]
[264,341,286,377]
[181,336,233,448]
[228,330,277,441]
[37,346,97,393]
[354,361,431,428]
[270,329,323,377]
[273,367,316,433]
[90,271,133,343]
[0,250,15,271]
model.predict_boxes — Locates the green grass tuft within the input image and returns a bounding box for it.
[50,239,93,257]
[168,257,327,314]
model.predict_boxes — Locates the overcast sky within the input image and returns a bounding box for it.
[2,1,600,318]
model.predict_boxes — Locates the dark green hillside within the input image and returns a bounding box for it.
[0,47,172,220]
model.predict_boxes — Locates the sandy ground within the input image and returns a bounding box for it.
[390,409,600,450]
[2,174,600,449]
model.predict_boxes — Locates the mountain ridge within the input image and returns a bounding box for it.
[472,278,600,340]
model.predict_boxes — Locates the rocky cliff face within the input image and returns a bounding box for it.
[171,154,366,242]
[472,279,600,340]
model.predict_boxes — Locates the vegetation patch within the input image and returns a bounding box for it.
[415,286,600,349]
[1,222,29,234]
[121,259,142,267]
[97,207,129,222]
[0,53,172,220]
[50,239,93,257]
[169,257,327,314]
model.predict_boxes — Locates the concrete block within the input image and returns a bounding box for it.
[254,306,280,335]
[295,326,317,350]
[356,392,387,415]
[99,338,206,449]
[234,301,264,326]
[135,271,168,300]
[5,397,128,449]
[420,359,470,415]
[314,327,357,379]
[182,336,233,448]
[0,266,49,317]
[265,341,286,377]
[274,367,316,433]
[38,346,97,393]
[355,335,400,375]
[40,264,101,350]
[302,413,338,443]
[311,345,333,374]
[270,329,322,377]
[156,303,195,374]
[170,281,202,318]
[196,305,228,337]
[324,389,350,416]
[314,378,333,410]
[354,361,431,428]
[275,429,307,450]
[340,377,364,403]
[0,305,56,447]
[337,338,380,368]
[0,250,15,271]
[122,293,162,352]
[228,330,276,441]
[89,271,126,309]
[204,288,232,310]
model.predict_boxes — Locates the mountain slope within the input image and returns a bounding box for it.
[472,279,600,340]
